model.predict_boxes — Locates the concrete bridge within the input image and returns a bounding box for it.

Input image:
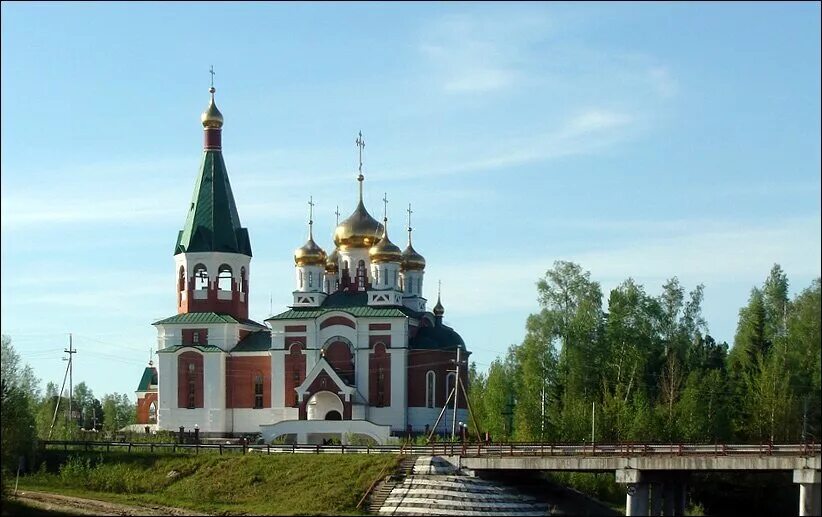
[438,443,821,516]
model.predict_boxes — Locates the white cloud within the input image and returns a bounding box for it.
[419,13,550,94]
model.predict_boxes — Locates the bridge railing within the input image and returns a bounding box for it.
[39,440,819,458]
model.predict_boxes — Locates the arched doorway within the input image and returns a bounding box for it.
[306,390,344,420]
[325,410,342,420]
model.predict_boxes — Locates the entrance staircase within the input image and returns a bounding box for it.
[366,455,418,513]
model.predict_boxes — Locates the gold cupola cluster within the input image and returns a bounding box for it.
[201,87,224,129]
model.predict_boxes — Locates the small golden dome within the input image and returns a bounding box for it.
[325,247,340,273]
[201,87,224,129]
[294,237,326,267]
[333,200,384,249]
[401,243,426,271]
[369,228,402,264]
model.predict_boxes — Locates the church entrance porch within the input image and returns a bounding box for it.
[306,390,345,420]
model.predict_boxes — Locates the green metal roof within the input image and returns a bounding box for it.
[152,312,265,327]
[156,344,224,354]
[136,366,158,392]
[268,291,423,321]
[232,330,271,352]
[268,306,408,320]
[174,150,252,256]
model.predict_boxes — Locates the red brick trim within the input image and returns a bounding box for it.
[285,325,307,332]
[369,323,391,331]
[319,316,355,330]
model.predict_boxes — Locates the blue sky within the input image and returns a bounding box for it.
[2,2,820,401]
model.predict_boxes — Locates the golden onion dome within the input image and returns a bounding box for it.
[369,228,402,264]
[401,243,426,271]
[201,87,224,129]
[325,247,340,273]
[333,200,384,249]
[294,237,326,267]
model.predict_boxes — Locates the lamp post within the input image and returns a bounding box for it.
[194,424,200,444]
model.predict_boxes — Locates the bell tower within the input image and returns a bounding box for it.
[174,78,252,320]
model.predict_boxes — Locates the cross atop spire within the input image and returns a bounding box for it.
[307,196,315,239]
[209,65,215,89]
[406,203,413,245]
[382,192,389,223]
[334,205,341,226]
[355,131,365,201]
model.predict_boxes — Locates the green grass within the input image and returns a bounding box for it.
[20,451,401,515]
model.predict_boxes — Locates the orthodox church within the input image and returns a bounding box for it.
[136,85,469,444]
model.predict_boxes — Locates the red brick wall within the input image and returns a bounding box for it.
[369,335,391,348]
[226,356,271,408]
[136,392,158,424]
[369,344,391,407]
[177,352,204,408]
[407,350,467,409]
[283,344,305,407]
[325,341,354,384]
[369,323,391,331]
[182,329,208,346]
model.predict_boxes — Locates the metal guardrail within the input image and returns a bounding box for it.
[40,440,821,458]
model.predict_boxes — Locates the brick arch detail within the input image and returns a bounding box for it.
[319,316,356,330]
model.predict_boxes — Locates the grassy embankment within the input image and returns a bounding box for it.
[17,450,401,515]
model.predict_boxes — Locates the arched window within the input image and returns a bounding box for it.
[148,401,157,423]
[426,371,436,408]
[446,372,456,402]
[187,362,196,409]
[393,269,398,286]
[253,373,264,409]
[239,267,246,293]
[357,260,366,290]
[217,264,233,290]
[343,260,349,272]
[417,278,422,294]
[377,366,385,406]
[193,264,208,290]
[178,266,186,306]
[308,271,313,287]
[299,270,304,288]
[375,268,380,286]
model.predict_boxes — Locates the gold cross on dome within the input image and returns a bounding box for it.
[308,196,315,223]
[355,131,365,174]
[209,65,215,88]
[406,203,413,232]
[335,205,341,225]
[382,193,389,221]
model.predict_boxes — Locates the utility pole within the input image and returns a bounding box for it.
[591,401,596,443]
[451,347,461,440]
[64,334,76,430]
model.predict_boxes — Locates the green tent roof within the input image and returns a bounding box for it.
[152,312,265,327]
[136,366,158,392]
[175,150,252,256]
[409,323,466,350]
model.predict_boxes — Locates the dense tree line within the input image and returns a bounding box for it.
[1,335,136,481]
[468,262,821,445]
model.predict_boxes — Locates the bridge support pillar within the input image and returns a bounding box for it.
[617,469,649,516]
[794,469,821,516]
[650,483,664,516]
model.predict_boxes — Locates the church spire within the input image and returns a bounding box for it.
[176,76,250,257]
